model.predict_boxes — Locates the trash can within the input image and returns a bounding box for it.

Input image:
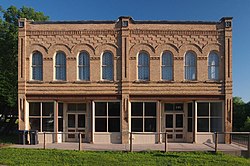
[18,130,29,145]
[29,130,38,145]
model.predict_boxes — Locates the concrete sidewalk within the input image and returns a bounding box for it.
[12,142,247,152]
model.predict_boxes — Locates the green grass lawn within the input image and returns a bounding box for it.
[0,148,249,166]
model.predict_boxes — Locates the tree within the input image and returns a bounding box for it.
[0,6,49,133]
[233,97,250,131]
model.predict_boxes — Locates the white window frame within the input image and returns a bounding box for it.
[184,51,197,81]
[208,51,219,80]
[161,51,173,81]
[101,51,114,81]
[54,52,66,81]
[31,51,43,81]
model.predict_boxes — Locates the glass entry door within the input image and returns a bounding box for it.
[67,113,85,142]
[165,113,184,142]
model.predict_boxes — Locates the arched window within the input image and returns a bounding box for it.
[138,52,150,80]
[208,52,219,80]
[32,52,43,80]
[102,52,113,80]
[185,51,197,80]
[78,52,90,80]
[161,51,173,80]
[55,52,66,80]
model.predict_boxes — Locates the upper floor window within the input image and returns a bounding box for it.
[102,52,113,80]
[185,51,197,80]
[32,52,43,81]
[161,51,173,80]
[55,52,66,80]
[138,52,149,81]
[208,52,219,80]
[78,52,90,81]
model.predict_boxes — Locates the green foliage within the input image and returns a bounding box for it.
[0,6,49,113]
[241,116,250,131]
[233,97,250,131]
[0,148,249,166]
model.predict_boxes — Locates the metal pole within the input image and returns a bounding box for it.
[165,132,168,152]
[248,133,250,158]
[130,132,133,152]
[215,132,218,153]
[43,132,46,150]
[79,133,82,151]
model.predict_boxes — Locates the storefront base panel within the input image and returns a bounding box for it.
[94,133,121,144]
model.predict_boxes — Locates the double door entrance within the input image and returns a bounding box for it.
[67,113,86,142]
[165,113,184,142]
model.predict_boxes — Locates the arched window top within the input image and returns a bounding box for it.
[208,52,219,66]
[138,52,149,66]
[162,51,173,66]
[32,51,43,80]
[102,51,113,65]
[56,52,66,65]
[185,51,196,66]
[102,51,113,80]
[79,51,90,65]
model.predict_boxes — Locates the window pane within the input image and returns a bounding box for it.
[42,118,54,132]
[176,114,183,128]
[29,102,41,116]
[68,104,76,111]
[210,102,222,117]
[138,52,149,80]
[58,103,63,116]
[185,52,196,80]
[55,52,66,80]
[145,102,156,116]
[95,102,107,116]
[131,118,143,132]
[208,52,219,80]
[188,118,193,132]
[164,103,174,111]
[78,114,85,128]
[145,118,156,132]
[95,118,107,132]
[162,52,173,80]
[78,103,86,112]
[165,115,173,128]
[197,118,209,132]
[108,118,120,132]
[108,102,120,116]
[79,52,90,80]
[32,52,43,80]
[211,118,222,132]
[68,114,75,128]
[188,103,193,117]
[197,103,209,116]
[131,102,143,116]
[58,118,63,132]
[29,118,40,131]
[102,52,113,80]
[42,102,54,116]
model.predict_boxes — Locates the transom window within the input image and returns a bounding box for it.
[131,102,156,132]
[208,52,219,80]
[161,51,173,80]
[102,52,113,80]
[55,52,66,80]
[78,52,90,81]
[138,52,149,81]
[185,51,197,80]
[32,51,43,80]
[95,102,120,132]
[197,102,223,132]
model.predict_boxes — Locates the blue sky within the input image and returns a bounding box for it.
[1,0,250,102]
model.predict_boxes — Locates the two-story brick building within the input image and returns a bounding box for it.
[18,16,233,144]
